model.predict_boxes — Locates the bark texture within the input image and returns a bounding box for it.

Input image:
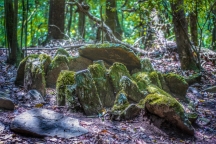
[170,0,198,70]
[105,0,122,41]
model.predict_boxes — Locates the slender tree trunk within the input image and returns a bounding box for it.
[78,0,86,39]
[67,1,73,37]
[105,0,122,41]
[189,12,198,46]
[4,0,21,65]
[170,0,198,70]
[44,0,65,44]
[212,7,216,50]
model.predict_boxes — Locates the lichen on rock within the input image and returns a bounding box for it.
[149,71,162,89]
[54,48,70,58]
[88,61,115,107]
[132,72,151,91]
[15,54,39,86]
[164,73,189,98]
[46,55,69,88]
[75,69,102,115]
[56,70,76,106]
[120,76,145,103]
[23,54,51,96]
[108,62,131,93]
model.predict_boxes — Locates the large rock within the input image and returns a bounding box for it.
[132,72,151,91]
[164,73,189,98]
[24,55,50,97]
[111,91,141,120]
[16,54,51,86]
[75,70,102,115]
[68,56,92,72]
[54,48,70,58]
[15,55,38,86]
[88,61,115,107]
[10,109,88,138]
[143,93,194,135]
[56,70,76,106]
[0,91,15,110]
[108,62,131,93]
[120,76,145,103]
[79,43,141,71]
[26,90,45,105]
[46,55,69,88]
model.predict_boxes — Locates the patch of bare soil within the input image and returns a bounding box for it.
[0,48,216,143]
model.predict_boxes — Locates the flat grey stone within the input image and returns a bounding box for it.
[0,91,15,110]
[79,43,141,71]
[26,90,45,104]
[10,108,88,138]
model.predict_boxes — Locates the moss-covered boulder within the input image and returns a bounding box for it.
[79,43,141,71]
[140,58,154,72]
[132,72,151,91]
[24,55,49,96]
[88,61,115,107]
[144,93,194,135]
[184,73,201,85]
[108,62,131,93]
[75,69,102,115]
[46,55,69,88]
[56,70,76,106]
[149,71,162,89]
[54,48,70,58]
[158,73,170,93]
[120,76,145,103]
[146,84,172,97]
[68,56,92,72]
[164,73,189,98]
[111,91,141,120]
[15,54,39,86]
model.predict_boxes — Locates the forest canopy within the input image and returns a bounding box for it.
[0,0,216,66]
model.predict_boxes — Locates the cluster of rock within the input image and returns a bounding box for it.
[15,43,194,135]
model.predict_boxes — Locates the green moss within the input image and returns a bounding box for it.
[140,58,154,72]
[132,72,151,91]
[164,73,188,96]
[88,63,107,78]
[54,48,70,57]
[80,43,130,50]
[50,55,69,70]
[149,71,162,88]
[56,70,76,106]
[112,91,130,112]
[137,99,146,109]
[108,62,131,92]
[146,84,172,97]
[144,93,185,116]
[164,73,187,85]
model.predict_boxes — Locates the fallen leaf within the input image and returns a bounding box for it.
[35,103,43,108]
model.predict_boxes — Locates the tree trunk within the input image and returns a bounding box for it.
[45,0,65,43]
[189,12,198,46]
[105,0,122,41]
[170,0,198,70]
[4,0,22,65]
[212,8,216,50]
[78,0,86,39]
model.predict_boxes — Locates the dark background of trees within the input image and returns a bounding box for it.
[1,0,216,70]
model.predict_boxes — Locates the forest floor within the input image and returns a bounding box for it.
[0,46,216,144]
